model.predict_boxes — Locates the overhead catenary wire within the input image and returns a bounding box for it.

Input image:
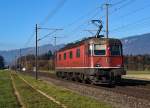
[63,6,101,29]
[66,9,102,38]
[23,0,147,50]
[24,0,67,48]
[40,0,67,26]
[110,0,137,13]
[64,0,135,38]
[111,3,150,22]
[60,2,106,39]
[101,0,135,19]
[111,0,127,7]
[110,16,150,33]
[23,30,35,48]
[38,30,58,41]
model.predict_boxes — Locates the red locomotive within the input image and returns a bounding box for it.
[55,20,126,84]
[55,37,126,84]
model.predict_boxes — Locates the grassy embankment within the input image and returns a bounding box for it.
[0,70,20,108]
[39,70,55,74]
[12,73,62,108]
[127,70,150,75]
[18,72,112,108]
[125,70,150,80]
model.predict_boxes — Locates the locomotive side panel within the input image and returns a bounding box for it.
[56,44,88,73]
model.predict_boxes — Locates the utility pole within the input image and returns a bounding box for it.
[25,55,27,70]
[36,27,63,73]
[15,55,17,72]
[19,49,21,71]
[54,37,56,50]
[105,0,110,38]
[54,36,57,72]
[35,24,38,80]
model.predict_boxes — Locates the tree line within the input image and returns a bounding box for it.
[0,55,5,69]
[13,52,150,71]
[124,54,150,71]
[13,50,54,71]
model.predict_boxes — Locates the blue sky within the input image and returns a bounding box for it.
[0,0,150,50]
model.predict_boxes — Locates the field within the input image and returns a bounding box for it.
[124,70,150,80]
[12,73,62,108]
[0,70,20,108]
[127,70,150,75]
[0,70,112,108]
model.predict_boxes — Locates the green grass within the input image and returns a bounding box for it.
[39,70,55,74]
[127,70,150,75]
[0,70,20,108]
[18,73,112,108]
[12,74,62,108]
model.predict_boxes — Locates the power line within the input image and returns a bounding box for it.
[114,0,136,11]
[112,22,150,35]
[68,1,110,38]
[110,16,150,33]
[112,3,150,21]
[24,0,66,49]
[62,4,105,39]
[38,29,63,41]
[40,0,67,26]
[24,30,35,48]
[66,10,101,36]
[63,6,100,28]
[111,0,127,7]
[97,0,136,19]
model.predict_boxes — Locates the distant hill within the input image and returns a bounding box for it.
[0,44,64,65]
[121,33,150,55]
[0,33,150,65]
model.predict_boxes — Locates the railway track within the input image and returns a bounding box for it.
[21,71,150,108]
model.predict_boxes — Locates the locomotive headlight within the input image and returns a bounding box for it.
[96,64,100,67]
[117,64,121,67]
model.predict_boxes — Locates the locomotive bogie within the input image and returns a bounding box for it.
[56,67,125,84]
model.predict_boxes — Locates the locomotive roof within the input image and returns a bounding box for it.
[58,37,121,52]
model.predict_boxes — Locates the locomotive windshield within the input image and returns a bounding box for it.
[110,45,122,56]
[94,44,106,55]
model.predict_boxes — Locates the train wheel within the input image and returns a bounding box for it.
[56,72,61,78]
[115,75,122,84]
[108,72,115,87]
[56,72,59,77]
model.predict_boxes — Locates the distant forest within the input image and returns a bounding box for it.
[0,55,5,69]
[15,53,150,71]
[124,55,150,71]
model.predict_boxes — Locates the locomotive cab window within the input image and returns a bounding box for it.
[94,44,106,55]
[110,45,122,56]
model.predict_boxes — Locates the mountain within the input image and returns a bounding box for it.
[121,33,150,55]
[0,44,64,65]
[0,33,150,65]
